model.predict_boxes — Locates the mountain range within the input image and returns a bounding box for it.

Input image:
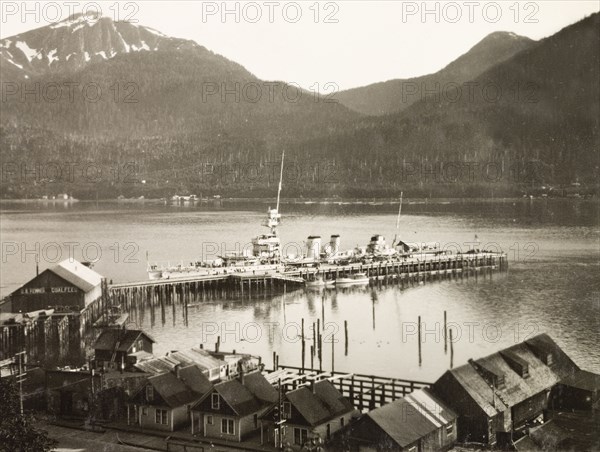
[1,12,598,199]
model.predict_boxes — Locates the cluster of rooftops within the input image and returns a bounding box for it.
[86,328,599,450]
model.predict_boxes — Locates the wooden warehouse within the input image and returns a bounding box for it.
[8,259,102,313]
[432,334,580,446]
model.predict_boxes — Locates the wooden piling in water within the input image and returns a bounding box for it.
[444,310,447,353]
[331,333,335,374]
[450,329,454,369]
[418,315,422,366]
[344,320,349,356]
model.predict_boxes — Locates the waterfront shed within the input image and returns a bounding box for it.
[348,388,457,452]
[8,260,102,313]
[432,334,580,446]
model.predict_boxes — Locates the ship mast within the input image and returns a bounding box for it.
[276,151,285,214]
[393,191,403,246]
[266,152,285,235]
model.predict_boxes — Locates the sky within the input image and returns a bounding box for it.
[1,1,598,90]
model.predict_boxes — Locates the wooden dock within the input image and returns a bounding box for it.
[266,364,431,412]
[83,252,506,330]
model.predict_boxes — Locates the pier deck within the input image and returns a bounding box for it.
[96,252,506,332]
[266,364,431,411]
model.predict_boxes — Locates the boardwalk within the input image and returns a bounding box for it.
[266,365,431,412]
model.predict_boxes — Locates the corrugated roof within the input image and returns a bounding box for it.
[286,380,355,427]
[366,388,456,448]
[134,358,174,375]
[51,259,102,292]
[133,348,225,376]
[169,348,224,370]
[367,399,435,447]
[405,388,457,427]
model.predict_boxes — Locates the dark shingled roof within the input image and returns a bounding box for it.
[366,388,457,448]
[439,334,581,415]
[524,333,579,380]
[208,371,277,417]
[146,365,212,407]
[244,371,279,404]
[93,329,155,353]
[178,365,214,395]
[286,380,355,427]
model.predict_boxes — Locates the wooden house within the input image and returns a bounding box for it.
[93,329,155,371]
[348,388,457,452]
[128,364,213,432]
[262,379,358,450]
[191,370,278,441]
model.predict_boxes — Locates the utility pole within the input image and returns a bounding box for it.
[16,351,26,415]
[275,378,286,450]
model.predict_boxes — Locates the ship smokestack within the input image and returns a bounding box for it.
[329,235,340,256]
[306,236,322,260]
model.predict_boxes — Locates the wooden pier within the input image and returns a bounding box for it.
[105,252,506,312]
[266,364,431,412]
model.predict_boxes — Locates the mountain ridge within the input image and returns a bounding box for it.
[336,31,536,116]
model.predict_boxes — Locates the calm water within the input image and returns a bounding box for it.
[1,199,599,381]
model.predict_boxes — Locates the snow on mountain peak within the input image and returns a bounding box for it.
[0,14,201,78]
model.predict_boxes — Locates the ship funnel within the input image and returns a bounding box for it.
[329,235,341,256]
[306,236,322,260]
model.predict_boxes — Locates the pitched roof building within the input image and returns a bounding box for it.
[261,379,358,449]
[134,347,226,381]
[432,334,580,446]
[191,370,278,441]
[129,364,213,432]
[93,329,155,371]
[8,259,103,313]
[349,388,457,451]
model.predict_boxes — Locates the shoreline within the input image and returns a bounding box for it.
[0,196,594,206]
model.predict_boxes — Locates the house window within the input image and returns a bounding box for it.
[408,447,417,452]
[146,385,154,401]
[221,418,235,435]
[206,415,213,425]
[446,423,454,436]
[294,428,308,445]
[142,407,148,416]
[155,409,168,425]
[283,401,291,419]
[326,424,331,440]
[254,414,258,429]
[211,393,220,410]
[547,354,554,365]
[340,417,345,428]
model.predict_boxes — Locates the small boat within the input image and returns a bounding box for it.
[335,272,370,285]
[306,277,335,288]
